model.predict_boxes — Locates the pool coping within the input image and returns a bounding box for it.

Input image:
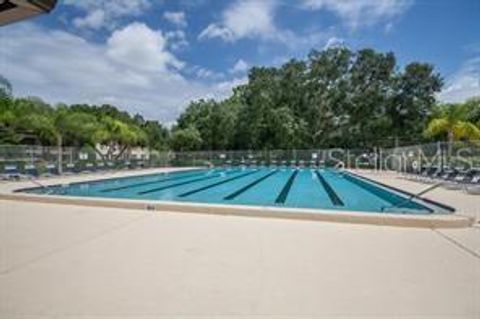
[0,189,473,229]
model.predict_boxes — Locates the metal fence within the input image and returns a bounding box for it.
[1,142,480,174]
[381,141,480,173]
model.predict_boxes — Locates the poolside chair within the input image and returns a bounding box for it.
[120,161,131,169]
[465,173,480,194]
[402,166,422,181]
[63,162,77,175]
[83,162,95,173]
[413,166,433,182]
[96,162,106,172]
[419,167,442,184]
[23,164,39,178]
[106,161,115,170]
[442,169,469,190]
[41,163,59,177]
[1,164,22,180]
[439,169,457,181]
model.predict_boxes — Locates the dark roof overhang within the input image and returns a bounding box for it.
[0,0,57,26]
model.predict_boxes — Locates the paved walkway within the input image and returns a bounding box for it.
[1,197,480,318]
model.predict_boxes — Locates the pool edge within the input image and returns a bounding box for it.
[345,170,456,213]
[0,192,474,229]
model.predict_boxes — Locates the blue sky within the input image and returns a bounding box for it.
[0,0,479,124]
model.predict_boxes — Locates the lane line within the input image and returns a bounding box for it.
[178,170,259,198]
[342,172,433,212]
[315,171,344,206]
[275,170,298,204]
[101,170,209,193]
[224,170,278,200]
[137,172,238,195]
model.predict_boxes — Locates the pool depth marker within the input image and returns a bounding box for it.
[178,170,259,197]
[315,171,344,206]
[275,170,299,204]
[224,170,278,200]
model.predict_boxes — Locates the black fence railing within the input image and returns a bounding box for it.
[1,142,480,175]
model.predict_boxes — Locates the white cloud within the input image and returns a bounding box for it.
[197,0,332,50]
[230,59,249,74]
[199,0,276,42]
[185,65,224,80]
[207,77,248,99]
[323,36,345,49]
[163,11,187,28]
[199,24,233,41]
[302,0,414,29]
[195,68,216,79]
[106,23,184,72]
[0,23,238,122]
[438,57,480,103]
[72,9,106,29]
[165,30,189,51]
[65,0,151,30]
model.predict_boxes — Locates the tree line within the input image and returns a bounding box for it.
[0,79,169,158]
[172,47,480,150]
[1,47,480,153]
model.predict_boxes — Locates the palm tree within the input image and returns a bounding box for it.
[425,103,480,143]
[425,103,480,165]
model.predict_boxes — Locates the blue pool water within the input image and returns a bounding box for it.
[20,167,452,214]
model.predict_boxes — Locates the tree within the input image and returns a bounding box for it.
[0,75,12,99]
[425,103,480,143]
[176,98,240,150]
[306,48,353,147]
[142,120,169,151]
[464,97,480,124]
[95,116,147,160]
[170,126,203,151]
[389,63,443,145]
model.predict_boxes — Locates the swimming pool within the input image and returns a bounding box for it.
[20,167,453,214]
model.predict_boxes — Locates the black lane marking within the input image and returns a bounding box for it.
[275,170,298,204]
[178,170,259,198]
[315,171,344,206]
[341,172,433,212]
[138,172,235,195]
[224,170,278,200]
[101,170,209,193]
[345,171,448,213]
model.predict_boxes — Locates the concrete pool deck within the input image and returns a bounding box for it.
[0,168,479,317]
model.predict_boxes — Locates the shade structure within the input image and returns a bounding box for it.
[0,0,57,26]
